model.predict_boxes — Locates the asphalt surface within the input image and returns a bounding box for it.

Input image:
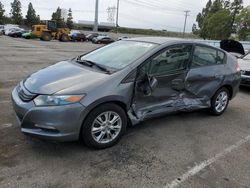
[1,36,250,188]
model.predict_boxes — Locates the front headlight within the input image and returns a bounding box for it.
[34,95,85,106]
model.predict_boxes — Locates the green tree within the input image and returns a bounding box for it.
[222,0,230,9]
[194,0,243,39]
[0,1,5,24]
[192,23,199,35]
[25,2,40,26]
[229,0,243,33]
[196,0,212,29]
[235,8,250,40]
[11,0,22,24]
[66,8,73,29]
[51,7,65,28]
[203,9,232,39]
[210,0,223,13]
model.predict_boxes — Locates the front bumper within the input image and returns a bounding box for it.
[241,75,250,86]
[11,86,88,141]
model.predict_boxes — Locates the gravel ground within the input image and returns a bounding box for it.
[1,36,250,188]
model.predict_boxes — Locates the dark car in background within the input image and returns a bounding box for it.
[11,38,241,149]
[71,33,86,42]
[86,33,99,41]
[92,36,114,44]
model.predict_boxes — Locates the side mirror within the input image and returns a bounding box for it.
[138,75,158,96]
[143,76,158,96]
[149,76,158,91]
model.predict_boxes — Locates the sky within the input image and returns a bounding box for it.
[1,0,250,32]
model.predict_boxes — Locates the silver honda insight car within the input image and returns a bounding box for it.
[12,37,241,149]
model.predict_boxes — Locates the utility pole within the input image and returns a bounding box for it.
[183,10,190,38]
[93,0,99,32]
[116,0,120,33]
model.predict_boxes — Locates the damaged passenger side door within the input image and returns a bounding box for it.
[132,44,193,120]
[185,45,227,108]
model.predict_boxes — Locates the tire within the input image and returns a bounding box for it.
[210,87,230,116]
[82,103,127,149]
[41,32,52,41]
[60,34,70,42]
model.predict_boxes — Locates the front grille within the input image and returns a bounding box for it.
[17,84,37,102]
[242,70,250,76]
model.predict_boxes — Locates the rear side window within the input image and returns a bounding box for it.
[191,45,225,68]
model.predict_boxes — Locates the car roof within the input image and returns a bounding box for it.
[125,37,228,53]
[126,37,208,45]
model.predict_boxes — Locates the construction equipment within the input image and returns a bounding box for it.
[31,20,70,42]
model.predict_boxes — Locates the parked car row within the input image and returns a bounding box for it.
[1,24,130,45]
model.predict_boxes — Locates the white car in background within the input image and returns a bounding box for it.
[238,52,250,86]
[3,24,20,35]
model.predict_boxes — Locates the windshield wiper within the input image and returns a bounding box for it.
[76,58,110,73]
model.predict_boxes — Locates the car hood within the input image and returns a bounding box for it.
[24,60,109,95]
[238,59,250,71]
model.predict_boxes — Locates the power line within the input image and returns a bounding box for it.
[120,12,181,30]
[146,0,196,11]
[135,0,184,12]
[124,0,184,14]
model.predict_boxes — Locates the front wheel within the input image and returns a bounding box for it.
[41,32,52,41]
[210,87,230,116]
[82,103,127,149]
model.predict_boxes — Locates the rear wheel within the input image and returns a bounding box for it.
[82,103,127,149]
[210,87,229,115]
[41,32,52,41]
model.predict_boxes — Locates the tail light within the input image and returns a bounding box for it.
[236,62,241,72]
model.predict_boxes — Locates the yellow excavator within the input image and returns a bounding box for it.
[31,20,70,42]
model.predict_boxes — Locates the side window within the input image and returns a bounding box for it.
[149,44,192,76]
[191,46,225,68]
[217,50,225,64]
[36,27,41,32]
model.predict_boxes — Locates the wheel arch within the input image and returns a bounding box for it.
[78,97,129,140]
[219,84,233,100]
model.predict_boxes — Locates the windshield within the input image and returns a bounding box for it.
[80,41,157,69]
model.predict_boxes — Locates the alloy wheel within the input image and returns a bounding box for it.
[91,111,122,144]
[215,91,228,113]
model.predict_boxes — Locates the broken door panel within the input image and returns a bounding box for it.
[183,45,227,109]
[131,44,193,121]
